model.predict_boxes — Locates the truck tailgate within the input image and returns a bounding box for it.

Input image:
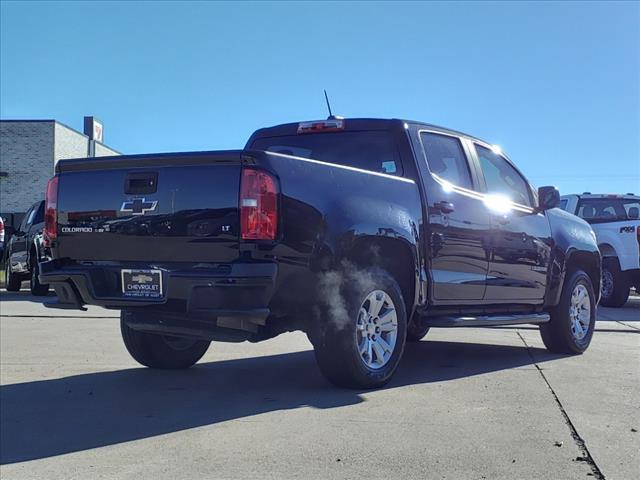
[55,151,241,263]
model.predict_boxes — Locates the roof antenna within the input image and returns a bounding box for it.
[324,90,341,120]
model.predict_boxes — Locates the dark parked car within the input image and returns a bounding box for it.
[0,216,5,262]
[4,200,50,295]
[39,118,601,388]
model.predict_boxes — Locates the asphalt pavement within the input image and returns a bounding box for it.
[0,290,638,480]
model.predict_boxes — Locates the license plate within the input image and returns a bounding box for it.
[121,269,163,299]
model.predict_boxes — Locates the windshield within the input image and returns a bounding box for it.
[251,131,402,176]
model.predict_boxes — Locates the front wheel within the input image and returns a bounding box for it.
[120,311,211,369]
[540,269,596,354]
[312,269,407,389]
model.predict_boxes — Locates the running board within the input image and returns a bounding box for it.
[424,313,550,328]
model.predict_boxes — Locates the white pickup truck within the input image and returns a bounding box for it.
[561,193,640,307]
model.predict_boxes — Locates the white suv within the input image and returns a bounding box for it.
[561,193,640,307]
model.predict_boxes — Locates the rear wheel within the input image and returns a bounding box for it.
[312,269,407,389]
[5,260,21,292]
[120,311,211,369]
[540,269,596,354]
[29,256,49,296]
[600,258,629,307]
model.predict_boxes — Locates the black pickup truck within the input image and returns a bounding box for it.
[40,118,601,388]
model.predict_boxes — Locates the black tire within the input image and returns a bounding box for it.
[406,318,430,342]
[312,268,407,389]
[29,256,49,296]
[5,260,22,292]
[120,311,211,369]
[600,258,630,308]
[540,269,596,354]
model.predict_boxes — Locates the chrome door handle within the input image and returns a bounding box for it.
[434,201,455,214]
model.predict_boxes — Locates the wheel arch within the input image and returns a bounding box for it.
[565,249,601,304]
[546,247,601,308]
[345,236,418,320]
[598,243,617,259]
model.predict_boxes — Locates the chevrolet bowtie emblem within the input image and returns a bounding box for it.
[131,274,154,283]
[120,198,158,215]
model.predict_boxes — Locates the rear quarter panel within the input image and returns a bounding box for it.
[243,151,424,314]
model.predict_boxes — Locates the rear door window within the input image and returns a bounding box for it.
[419,132,473,189]
[623,200,640,219]
[577,198,640,223]
[251,131,402,175]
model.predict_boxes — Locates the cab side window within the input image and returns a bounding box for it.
[475,144,532,207]
[420,132,473,189]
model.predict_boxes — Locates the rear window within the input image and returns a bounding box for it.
[576,198,640,223]
[420,132,473,189]
[251,131,402,176]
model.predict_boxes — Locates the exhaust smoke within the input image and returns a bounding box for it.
[315,251,382,331]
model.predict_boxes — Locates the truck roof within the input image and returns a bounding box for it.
[247,118,490,146]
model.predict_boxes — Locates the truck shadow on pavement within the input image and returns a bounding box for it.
[0,340,563,464]
[0,290,54,303]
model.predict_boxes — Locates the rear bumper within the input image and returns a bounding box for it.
[39,260,276,327]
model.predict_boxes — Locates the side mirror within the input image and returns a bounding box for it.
[538,186,560,211]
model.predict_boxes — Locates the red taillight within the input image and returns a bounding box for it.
[240,169,278,240]
[297,119,344,134]
[43,176,59,246]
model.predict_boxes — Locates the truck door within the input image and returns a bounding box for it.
[471,143,552,302]
[416,130,491,302]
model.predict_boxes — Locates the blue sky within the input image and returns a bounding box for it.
[1,1,639,194]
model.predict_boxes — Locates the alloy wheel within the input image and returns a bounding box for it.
[569,283,591,341]
[355,290,398,369]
